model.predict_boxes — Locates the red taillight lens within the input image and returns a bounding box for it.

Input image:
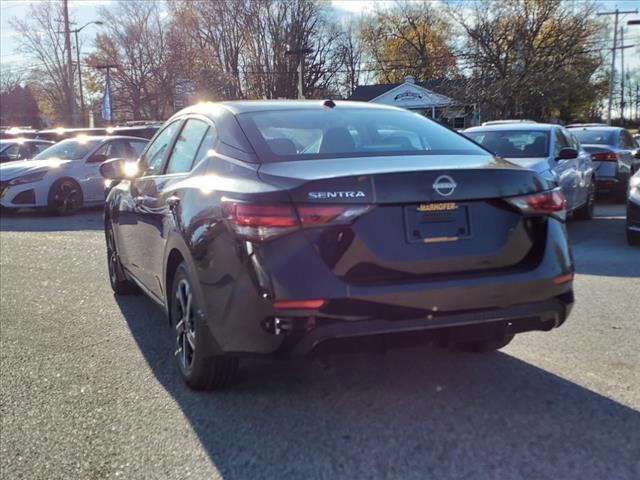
[590,152,618,162]
[273,299,326,309]
[222,201,371,241]
[223,203,298,227]
[506,188,566,220]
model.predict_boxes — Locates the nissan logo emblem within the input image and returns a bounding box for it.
[433,175,457,197]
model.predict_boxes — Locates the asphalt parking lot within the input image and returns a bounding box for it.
[0,204,638,480]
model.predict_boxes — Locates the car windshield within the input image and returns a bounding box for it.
[236,108,485,162]
[571,129,616,146]
[465,130,549,158]
[32,138,100,160]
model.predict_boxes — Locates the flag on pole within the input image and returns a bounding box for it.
[101,70,112,122]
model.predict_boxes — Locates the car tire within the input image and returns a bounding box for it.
[105,220,139,294]
[47,178,83,216]
[454,334,515,353]
[170,262,238,390]
[627,226,640,246]
[574,182,595,220]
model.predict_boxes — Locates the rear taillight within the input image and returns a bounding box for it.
[222,201,371,241]
[505,188,566,221]
[590,152,618,162]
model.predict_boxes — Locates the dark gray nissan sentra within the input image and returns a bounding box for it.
[100,100,574,390]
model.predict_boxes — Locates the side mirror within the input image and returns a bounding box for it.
[99,157,140,180]
[88,153,109,164]
[557,147,578,161]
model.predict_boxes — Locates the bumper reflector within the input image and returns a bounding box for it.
[553,273,574,284]
[273,299,326,309]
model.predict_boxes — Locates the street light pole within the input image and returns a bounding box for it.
[58,21,103,127]
[62,0,75,126]
[74,29,84,123]
[597,8,637,124]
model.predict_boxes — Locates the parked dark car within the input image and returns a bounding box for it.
[567,126,638,200]
[627,170,640,246]
[101,101,574,390]
[464,123,595,219]
[0,139,54,163]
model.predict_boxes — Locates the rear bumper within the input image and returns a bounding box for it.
[594,162,630,193]
[199,219,575,356]
[284,294,573,356]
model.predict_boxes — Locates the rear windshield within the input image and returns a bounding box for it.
[236,108,485,162]
[33,138,100,160]
[570,129,616,146]
[464,130,549,158]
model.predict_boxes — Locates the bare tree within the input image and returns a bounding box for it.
[450,0,605,121]
[11,2,75,124]
[87,1,184,120]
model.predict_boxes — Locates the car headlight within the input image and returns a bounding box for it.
[8,170,47,186]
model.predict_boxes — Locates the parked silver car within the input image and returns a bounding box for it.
[0,135,147,215]
[567,126,639,200]
[464,123,595,219]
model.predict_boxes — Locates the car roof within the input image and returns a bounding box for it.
[176,100,405,117]
[0,138,52,143]
[464,123,559,133]
[566,126,623,131]
[57,135,148,142]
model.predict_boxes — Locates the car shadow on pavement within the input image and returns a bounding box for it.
[116,295,640,480]
[0,207,104,232]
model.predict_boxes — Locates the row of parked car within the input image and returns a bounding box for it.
[461,121,640,245]
[0,118,638,238]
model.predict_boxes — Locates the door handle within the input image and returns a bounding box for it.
[133,195,156,206]
[167,195,180,209]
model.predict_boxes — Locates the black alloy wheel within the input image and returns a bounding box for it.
[48,179,83,215]
[105,221,138,294]
[170,262,238,390]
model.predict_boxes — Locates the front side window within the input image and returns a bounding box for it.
[237,109,485,162]
[32,138,101,161]
[165,119,210,174]
[554,129,569,156]
[139,121,181,175]
[465,130,550,158]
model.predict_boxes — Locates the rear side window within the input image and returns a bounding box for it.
[465,130,549,158]
[237,108,485,162]
[571,129,616,146]
[165,119,210,174]
[193,125,218,166]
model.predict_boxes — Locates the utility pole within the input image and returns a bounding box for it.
[285,48,313,99]
[620,27,625,124]
[57,21,103,127]
[597,8,637,124]
[62,0,75,126]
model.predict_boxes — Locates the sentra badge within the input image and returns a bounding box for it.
[308,191,366,199]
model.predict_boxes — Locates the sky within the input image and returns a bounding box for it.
[1,0,640,79]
